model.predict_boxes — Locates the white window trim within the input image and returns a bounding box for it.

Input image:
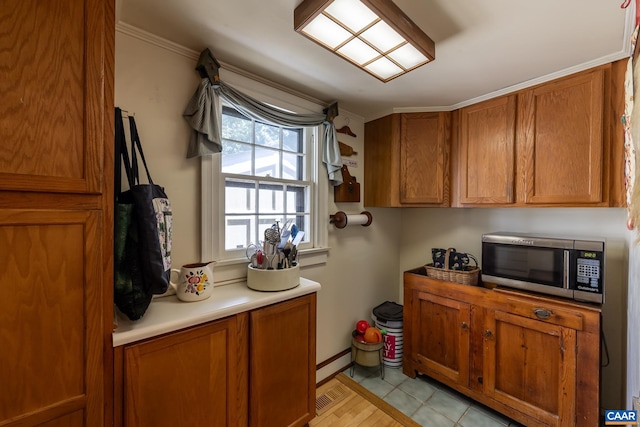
[200,83,329,285]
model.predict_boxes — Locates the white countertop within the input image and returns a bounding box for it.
[112,277,321,347]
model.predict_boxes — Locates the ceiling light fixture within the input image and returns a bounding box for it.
[294,0,435,82]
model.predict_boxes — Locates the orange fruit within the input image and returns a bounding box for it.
[363,327,382,343]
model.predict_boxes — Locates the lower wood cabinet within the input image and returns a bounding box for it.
[114,293,317,427]
[403,268,600,427]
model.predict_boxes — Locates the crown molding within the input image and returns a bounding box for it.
[115,22,328,107]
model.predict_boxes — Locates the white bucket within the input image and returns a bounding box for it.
[375,320,403,367]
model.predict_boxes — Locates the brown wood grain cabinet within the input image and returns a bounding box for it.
[454,63,624,207]
[114,293,317,427]
[403,268,601,427]
[457,95,517,205]
[0,0,114,425]
[120,315,247,427]
[364,112,451,207]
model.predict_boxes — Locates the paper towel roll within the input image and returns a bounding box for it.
[330,211,372,228]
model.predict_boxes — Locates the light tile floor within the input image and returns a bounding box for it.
[343,364,525,427]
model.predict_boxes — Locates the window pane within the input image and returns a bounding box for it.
[222,142,252,174]
[255,147,280,178]
[225,179,255,214]
[283,129,302,152]
[222,113,252,143]
[225,215,254,250]
[286,185,308,214]
[255,122,279,148]
[258,183,284,214]
[282,152,302,180]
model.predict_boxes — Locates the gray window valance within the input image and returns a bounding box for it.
[183,78,343,186]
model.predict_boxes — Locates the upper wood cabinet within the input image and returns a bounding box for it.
[458,95,517,204]
[364,112,451,207]
[518,69,604,205]
[0,0,106,194]
[454,64,623,207]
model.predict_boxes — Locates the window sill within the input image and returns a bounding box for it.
[210,247,329,286]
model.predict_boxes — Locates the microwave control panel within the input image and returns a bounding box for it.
[574,250,603,293]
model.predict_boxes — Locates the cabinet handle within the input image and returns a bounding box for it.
[534,308,552,320]
[461,322,468,330]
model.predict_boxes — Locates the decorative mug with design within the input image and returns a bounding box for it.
[170,261,215,302]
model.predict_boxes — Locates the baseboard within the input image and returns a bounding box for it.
[315,348,352,388]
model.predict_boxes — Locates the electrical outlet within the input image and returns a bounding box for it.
[633,396,640,411]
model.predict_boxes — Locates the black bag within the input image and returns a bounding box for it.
[114,108,173,320]
[431,248,478,271]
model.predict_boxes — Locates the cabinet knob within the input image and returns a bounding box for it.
[461,322,468,330]
[534,308,552,320]
[484,330,493,339]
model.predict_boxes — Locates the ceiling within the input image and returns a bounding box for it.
[117,0,634,120]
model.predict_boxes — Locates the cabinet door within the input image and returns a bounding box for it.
[0,209,102,426]
[123,316,247,427]
[458,95,516,204]
[411,291,470,386]
[400,112,450,204]
[364,114,400,207]
[250,294,316,427]
[518,69,604,204]
[0,0,106,194]
[483,310,576,427]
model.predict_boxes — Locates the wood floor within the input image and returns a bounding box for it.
[310,374,419,427]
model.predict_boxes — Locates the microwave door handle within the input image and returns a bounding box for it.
[563,250,570,289]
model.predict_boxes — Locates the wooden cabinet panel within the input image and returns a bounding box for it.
[123,316,246,427]
[412,291,470,385]
[364,112,450,207]
[0,209,102,426]
[484,310,576,427]
[518,69,604,204]
[250,294,316,427]
[458,95,516,204]
[0,0,105,194]
[364,114,400,207]
[400,113,450,204]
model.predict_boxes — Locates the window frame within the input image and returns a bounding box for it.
[201,84,329,284]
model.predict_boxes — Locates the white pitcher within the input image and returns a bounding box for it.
[170,261,215,302]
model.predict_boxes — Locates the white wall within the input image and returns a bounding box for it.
[398,207,630,410]
[115,30,400,382]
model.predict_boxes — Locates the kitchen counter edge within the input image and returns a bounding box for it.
[112,277,321,347]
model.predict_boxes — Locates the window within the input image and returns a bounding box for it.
[221,106,311,251]
[201,88,329,281]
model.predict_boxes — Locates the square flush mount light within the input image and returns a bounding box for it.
[294,0,435,82]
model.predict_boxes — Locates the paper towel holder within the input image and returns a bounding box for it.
[329,211,373,229]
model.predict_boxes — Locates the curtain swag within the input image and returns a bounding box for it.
[183,77,343,186]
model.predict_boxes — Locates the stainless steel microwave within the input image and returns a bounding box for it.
[481,232,605,304]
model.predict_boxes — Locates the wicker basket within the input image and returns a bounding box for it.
[424,248,480,286]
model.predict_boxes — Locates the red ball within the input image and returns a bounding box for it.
[356,320,370,335]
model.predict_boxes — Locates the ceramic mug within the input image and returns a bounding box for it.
[170,261,215,302]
